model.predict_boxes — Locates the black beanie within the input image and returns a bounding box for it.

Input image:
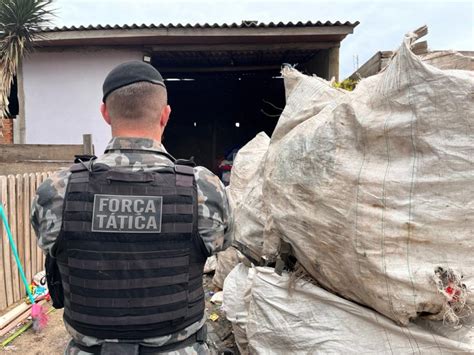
[102,61,166,102]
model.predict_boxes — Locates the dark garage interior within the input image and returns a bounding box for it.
[151,44,343,175]
[161,70,284,174]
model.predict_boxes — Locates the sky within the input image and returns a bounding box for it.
[51,0,473,79]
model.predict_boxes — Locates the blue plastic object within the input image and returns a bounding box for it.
[0,203,36,304]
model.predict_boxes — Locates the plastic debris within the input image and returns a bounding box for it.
[209,313,220,322]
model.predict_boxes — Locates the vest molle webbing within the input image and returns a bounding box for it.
[54,162,207,340]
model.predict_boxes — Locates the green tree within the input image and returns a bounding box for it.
[0,0,54,118]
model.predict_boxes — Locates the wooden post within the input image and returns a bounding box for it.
[82,134,93,155]
[7,175,21,302]
[15,175,25,296]
[34,173,42,274]
[22,174,31,286]
[0,302,30,330]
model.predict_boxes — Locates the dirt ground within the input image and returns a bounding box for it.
[0,275,237,355]
[1,308,69,355]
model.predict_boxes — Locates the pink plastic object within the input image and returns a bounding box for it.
[31,303,48,331]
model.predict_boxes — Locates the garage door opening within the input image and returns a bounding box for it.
[145,25,356,176]
[161,69,285,174]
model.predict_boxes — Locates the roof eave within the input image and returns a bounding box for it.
[34,25,358,47]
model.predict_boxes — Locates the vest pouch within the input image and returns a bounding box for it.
[45,254,65,309]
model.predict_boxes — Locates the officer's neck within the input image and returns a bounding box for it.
[111,127,162,143]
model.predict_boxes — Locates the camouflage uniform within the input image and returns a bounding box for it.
[31,137,233,355]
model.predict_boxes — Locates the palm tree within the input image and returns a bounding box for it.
[0,0,54,125]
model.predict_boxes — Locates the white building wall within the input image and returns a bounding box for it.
[23,48,143,154]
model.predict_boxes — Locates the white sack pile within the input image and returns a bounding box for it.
[228,132,270,261]
[226,69,347,261]
[223,33,473,353]
[262,67,347,259]
[203,255,217,274]
[226,131,269,212]
[238,266,472,354]
[210,133,269,289]
[262,34,474,325]
[212,246,241,289]
[222,264,255,355]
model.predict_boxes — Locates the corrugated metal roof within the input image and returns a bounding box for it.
[41,20,359,33]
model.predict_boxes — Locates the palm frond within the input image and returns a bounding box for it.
[0,0,55,117]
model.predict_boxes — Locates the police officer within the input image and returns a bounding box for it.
[31,61,232,355]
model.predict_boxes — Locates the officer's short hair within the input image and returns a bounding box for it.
[106,82,167,121]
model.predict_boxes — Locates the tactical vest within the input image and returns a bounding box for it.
[53,160,208,340]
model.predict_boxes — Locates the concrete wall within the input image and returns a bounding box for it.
[22,48,143,154]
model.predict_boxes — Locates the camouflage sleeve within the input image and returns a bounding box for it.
[30,169,71,256]
[194,167,233,255]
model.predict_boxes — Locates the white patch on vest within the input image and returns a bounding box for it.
[117,215,127,229]
[134,200,144,213]
[146,216,158,229]
[109,199,120,213]
[135,216,145,229]
[92,194,163,233]
[106,215,118,229]
[122,199,132,213]
[96,214,107,228]
[145,199,156,213]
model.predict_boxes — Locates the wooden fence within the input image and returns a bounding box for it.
[0,172,52,312]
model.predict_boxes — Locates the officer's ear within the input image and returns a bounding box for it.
[160,105,171,130]
[100,103,112,126]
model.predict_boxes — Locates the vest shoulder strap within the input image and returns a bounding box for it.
[175,158,196,167]
[174,164,194,176]
[70,161,91,173]
[74,154,97,163]
[174,164,195,188]
[70,155,98,173]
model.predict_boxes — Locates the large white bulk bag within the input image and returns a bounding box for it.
[246,268,473,354]
[226,132,269,211]
[222,263,255,355]
[262,68,347,259]
[228,132,270,260]
[212,246,241,289]
[262,34,474,324]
